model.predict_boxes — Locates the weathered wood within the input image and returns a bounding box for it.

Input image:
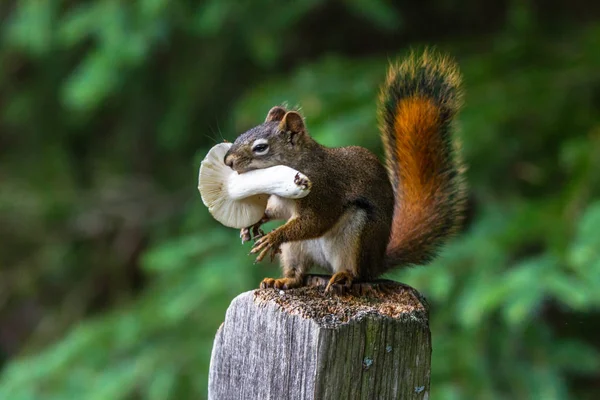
[208,281,431,400]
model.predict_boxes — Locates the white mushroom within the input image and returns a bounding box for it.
[198,142,311,229]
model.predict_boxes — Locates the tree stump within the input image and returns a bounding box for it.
[208,281,430,400]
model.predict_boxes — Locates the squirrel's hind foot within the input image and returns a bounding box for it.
[304,274,399,296]
[260,276,303,290]
[325,271,355,294]
[259,274,401,296]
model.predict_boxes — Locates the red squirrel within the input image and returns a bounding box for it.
[224,50,466,292]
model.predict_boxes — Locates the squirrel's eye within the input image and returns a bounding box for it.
[252,143,269,155]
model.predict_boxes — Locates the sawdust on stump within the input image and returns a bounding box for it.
[253,280,428,329]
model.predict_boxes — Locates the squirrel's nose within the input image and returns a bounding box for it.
[224,154,235,170]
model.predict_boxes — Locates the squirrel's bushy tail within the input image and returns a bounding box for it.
[379,50,466,268]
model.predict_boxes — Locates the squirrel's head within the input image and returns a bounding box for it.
[224,106,310,173]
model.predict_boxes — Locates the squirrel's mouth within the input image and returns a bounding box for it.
[232,165,258,175]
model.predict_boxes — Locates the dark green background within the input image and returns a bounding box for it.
[1,0,599,398]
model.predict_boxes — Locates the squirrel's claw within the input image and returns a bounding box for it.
[241,215,269,245]
[325,271,355,294]
[260,276,302,290]
[240,223,266,245]
[251,232,281,263]
[240,227,252,244]
[252,225,265,241]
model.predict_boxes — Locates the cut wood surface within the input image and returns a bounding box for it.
[209,281,431,400]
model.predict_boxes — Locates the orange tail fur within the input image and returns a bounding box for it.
[379,50,466,268]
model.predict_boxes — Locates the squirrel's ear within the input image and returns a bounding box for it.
[279,111,305,134]
[265,106,287,122]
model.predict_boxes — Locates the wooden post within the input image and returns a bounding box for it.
[208,281,431,400]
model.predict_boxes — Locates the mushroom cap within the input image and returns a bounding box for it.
[198,143,311,229]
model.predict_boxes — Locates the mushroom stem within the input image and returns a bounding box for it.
[227,166,311,200]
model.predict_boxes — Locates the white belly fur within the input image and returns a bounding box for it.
[268,196,367,273]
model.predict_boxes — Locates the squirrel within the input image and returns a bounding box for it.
[223,50,466,292]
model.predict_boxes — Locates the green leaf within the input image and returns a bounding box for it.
[61,52,119,112]
[343,0,401,31]
[58,4,98,46]
[141,230,229,273]
[5,0,55,56]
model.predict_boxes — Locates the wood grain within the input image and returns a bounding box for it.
[209,282,431,400]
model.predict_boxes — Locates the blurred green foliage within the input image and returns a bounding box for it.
[1,0,600,399]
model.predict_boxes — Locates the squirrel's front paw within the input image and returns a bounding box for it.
[240,216,268,244]
[294,172,312,191]
[250,232,282,263]
[240,227,252,244]
[240,225,265,244]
